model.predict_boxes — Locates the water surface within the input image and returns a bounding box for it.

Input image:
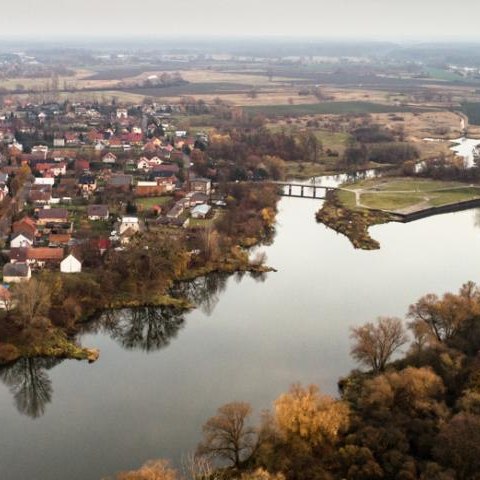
[2,192,480,479]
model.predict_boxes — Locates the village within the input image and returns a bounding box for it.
[0,100,218,300]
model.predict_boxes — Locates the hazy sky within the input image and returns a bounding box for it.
[3,0,480,40]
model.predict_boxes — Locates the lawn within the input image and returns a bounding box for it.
[428,187,480,206]
[360,193,425,210]
[339,177,480,212]
[136,196,173,209]
[286,162,327,179]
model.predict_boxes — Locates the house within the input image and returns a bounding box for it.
[34,177,55,186]
[29,187,52,204]
[35,162,66,177]
[191,204,211,219]
[12,217,37,237]
[190,178,212,196]
[26,248,64,268]
[75,159,90,172]
[48,233,72,247]
[10,232,34,249]
[166,203,184,219]
[64,132,80,146]
[88,204,109,221]
[78,174,97,193]
[116,108,128,119]
[135,179,174,196]
[102,152,117,164]
[31,145,48,160]
[107,174,133,191]
[3,262,31,283]
[119,216,140,235]
[60,254,82,273]
[136,157,151,171]
[37,208,68,225]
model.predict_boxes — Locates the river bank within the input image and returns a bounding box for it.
[4,185,480,479]
[0,182,279,367]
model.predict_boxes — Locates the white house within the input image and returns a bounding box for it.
[119,217,140,235]
[191,204,211,219]
[3,263,31,283]
[60,254,82,273]
[11,232,34,249]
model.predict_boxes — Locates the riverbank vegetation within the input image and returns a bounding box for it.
[0,182,279,366]
[112,281,480,480]
[315,191,394,250]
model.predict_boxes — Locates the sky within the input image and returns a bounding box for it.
[2,0,480,41]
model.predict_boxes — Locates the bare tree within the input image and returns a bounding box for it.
[197,402,257,468]
[350,317,408,372]
[11,278,51,328]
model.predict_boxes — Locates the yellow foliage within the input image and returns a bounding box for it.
[261,208,276,227]
[274,383,350,446]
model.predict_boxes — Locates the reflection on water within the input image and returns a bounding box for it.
[174,272,229,315]
[0,358,61,419]
[99,307,186,352]
[5,182,480,479]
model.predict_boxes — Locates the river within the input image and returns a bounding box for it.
[2,178,480,479]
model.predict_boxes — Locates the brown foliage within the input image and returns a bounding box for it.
[113,459,179,480]
[433,413,480,480]
[350,317,408,372]
[197,401,257,468]
[407,281,480,346]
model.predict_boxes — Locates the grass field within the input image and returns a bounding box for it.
[360,192,425,210]
[136,196,172,209]
[340,177,480,213]
[245,102,432,117]
[286,162,328,179]
[424,67,466,83]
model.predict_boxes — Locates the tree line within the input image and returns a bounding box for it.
[107,281,480,480]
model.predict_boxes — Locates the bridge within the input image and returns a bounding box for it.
[275,182,337,199]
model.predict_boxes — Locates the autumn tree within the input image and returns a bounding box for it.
[433,413,480,480]
[350,317,408,372]
[407,282,480,346]
[11,278,52,328]
[197,401,257,468]
[113,459,179,480]
[240,468,285,480]
[274,383,349,448]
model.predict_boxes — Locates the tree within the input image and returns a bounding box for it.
[350,317,408,372]
[11,278,51,328]
[274,383,349,447]
[197,401,257,468]
[407,282,480,345]
[433,413,480,480]
[113,459,179,480]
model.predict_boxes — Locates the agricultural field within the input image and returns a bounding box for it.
[244,101,434,117]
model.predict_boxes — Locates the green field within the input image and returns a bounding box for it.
[245,102,432,117]
[136,196,172,209]
[424,67,466,83]
[360,193,425,210]
[340,177,480,213]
